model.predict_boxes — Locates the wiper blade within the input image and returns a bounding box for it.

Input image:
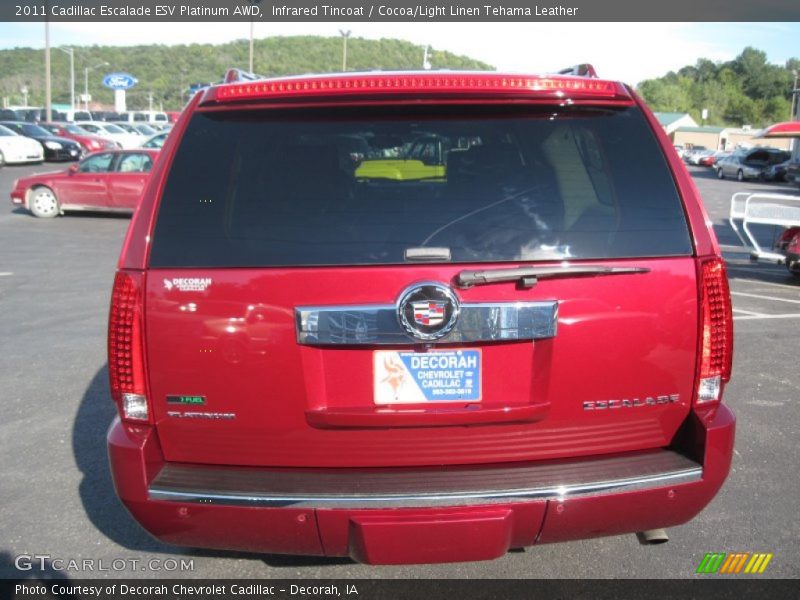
[456,265,650,289]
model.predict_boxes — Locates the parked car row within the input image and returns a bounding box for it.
[675,144,795,182]
[0,121,81,161]
[715,148,792,181]
[0,106,179,126]
[0,119,170,166]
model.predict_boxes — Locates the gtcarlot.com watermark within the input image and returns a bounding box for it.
[15,553,194,572]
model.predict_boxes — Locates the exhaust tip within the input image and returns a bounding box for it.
[636,529,669,545]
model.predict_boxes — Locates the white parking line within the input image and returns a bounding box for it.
[0,272,13,277]
[734,314,800,321]
[732,308,767,316]
[730,278,800,292]
[730,291,800,305]
[726,266,787,277]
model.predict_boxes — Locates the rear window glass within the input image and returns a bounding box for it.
[150,106,692,267]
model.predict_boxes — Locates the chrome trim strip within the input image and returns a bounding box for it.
[296,301,558,345]
[148,466,702,508]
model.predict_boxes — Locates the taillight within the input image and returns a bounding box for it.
[108,270,150,422]
[696,258,733,404]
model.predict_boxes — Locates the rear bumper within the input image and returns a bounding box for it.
[108,405,734,564]
[10,187,25,205]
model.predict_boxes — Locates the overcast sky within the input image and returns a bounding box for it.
[0,21,797,85]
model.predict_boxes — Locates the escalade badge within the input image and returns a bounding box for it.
[397,282,460,341]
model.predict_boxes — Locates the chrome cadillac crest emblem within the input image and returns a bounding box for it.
[412,301,446,327]
[397,282,460,341]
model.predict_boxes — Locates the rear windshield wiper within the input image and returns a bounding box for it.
[456,265,650,289]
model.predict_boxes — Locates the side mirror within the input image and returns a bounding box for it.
[68,163,79,175]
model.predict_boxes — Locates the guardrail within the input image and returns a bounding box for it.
[728,192,800,261]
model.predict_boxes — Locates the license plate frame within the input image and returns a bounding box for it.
[373,349,482,405]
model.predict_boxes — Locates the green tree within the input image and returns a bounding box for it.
[638,47,799,128]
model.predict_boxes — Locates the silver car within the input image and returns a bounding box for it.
[715,154,763,181]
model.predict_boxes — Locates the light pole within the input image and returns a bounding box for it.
[248,0,262,73]
[56,46,75,110]
[791,70,798,121]
[44,19,52,121]
[339,30,351,72]
[84,61,109,112]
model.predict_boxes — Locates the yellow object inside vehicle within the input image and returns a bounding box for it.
[355,159,446,181]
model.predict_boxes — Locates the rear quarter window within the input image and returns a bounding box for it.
[150,105,692,267]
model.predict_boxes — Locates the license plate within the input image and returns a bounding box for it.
[373,349,481,404]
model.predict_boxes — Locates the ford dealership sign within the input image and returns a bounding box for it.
[103,73,137,90]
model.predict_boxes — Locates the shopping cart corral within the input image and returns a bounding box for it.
[728,192,800,263]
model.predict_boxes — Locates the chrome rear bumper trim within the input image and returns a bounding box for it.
[148,450,702,509]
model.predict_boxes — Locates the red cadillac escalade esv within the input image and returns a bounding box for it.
[107,68,734,565]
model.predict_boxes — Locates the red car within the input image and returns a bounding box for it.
[699,151,730,168]
[107,69,734,564]
[10,149,158,218]
[39,122,120,154]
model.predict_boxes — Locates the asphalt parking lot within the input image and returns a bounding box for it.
[0,161,798,580]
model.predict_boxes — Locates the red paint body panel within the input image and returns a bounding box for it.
[107,172,150,210]
[108,72,735,563]
[342,509,527,564]
[317,504,545,563]
[538,405,734,542]
[145,258,696,468]
[107,405,734,563]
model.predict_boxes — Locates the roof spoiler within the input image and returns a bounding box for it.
[555,64,598,78]
[223,68,266,83]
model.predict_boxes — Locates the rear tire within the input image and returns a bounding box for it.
[0,150,5,168]
[717,168,724,179]
[737,170,744,182]
[29,187,60,218]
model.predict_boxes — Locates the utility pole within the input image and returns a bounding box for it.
[84,62,109,111]
[249,20,254,72]
[148,91,153,111]
[791,70,799,121]
[44,18,52,120]
[339,30,352,72]
[247,0,262,73]
[56,47,75,110]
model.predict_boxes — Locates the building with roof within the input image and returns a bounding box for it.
[672,125,792,152]
[654,112,698,135]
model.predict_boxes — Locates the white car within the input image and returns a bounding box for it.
[0,124,45,165]
[74,121,141,149]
